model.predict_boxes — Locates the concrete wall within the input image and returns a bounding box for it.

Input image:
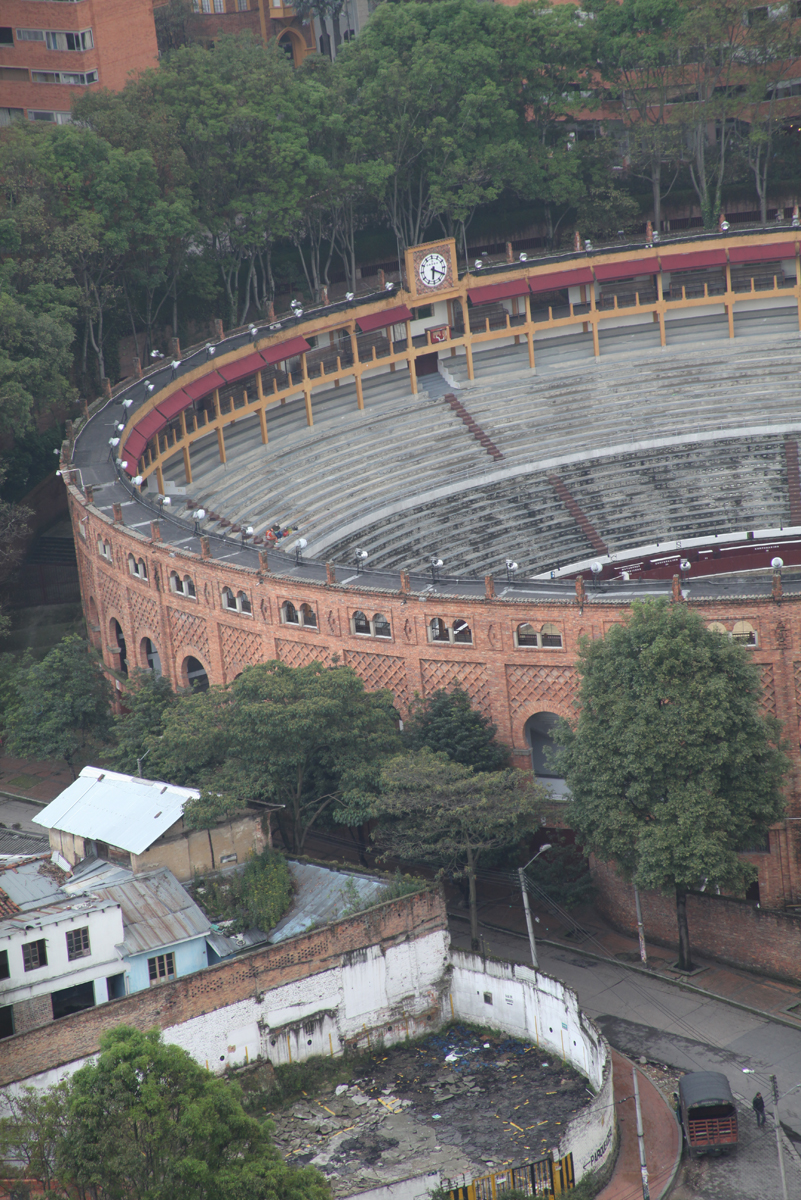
[446,952,616,1185]
[125,936,209,995]
[132,811,269,881]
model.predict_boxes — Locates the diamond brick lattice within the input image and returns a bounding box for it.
[420,660,491,718]
[98,571,121,616]
[127,588,158,632]
[761,663,777,718]
[275,638,330,669]
[168,607,210,658]
[506,665,577,717]
[220,624,270,674]
[343,650,410,708]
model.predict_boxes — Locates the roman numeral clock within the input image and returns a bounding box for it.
[404,239,459,304]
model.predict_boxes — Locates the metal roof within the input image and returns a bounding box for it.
[0,896,120,940]
[0,830,50,858]
[32,767,198,856]
[679,1072,736,1109]
[88,868,217,956]
[268,862,389,944]
[0,858,66,911]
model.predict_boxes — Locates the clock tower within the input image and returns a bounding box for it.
[404,238,459,304]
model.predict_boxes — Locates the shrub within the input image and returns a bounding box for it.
[194,848,293,933]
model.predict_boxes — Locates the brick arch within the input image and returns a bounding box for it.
[179,652,211,691]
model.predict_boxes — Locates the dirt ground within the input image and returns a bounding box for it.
[266,1025,592,1196]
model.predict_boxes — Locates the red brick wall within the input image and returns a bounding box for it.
[0,887,447,1087]
[592,857,801,982]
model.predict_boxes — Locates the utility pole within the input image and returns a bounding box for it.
[632,1066,650,1200]
[772,1075,789,1200]
[634,885,648,965]
[518,867,539,969]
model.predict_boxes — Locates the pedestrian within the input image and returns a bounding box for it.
[753,1092,766,1127]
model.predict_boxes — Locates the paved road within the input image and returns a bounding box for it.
[451,921,801,1199]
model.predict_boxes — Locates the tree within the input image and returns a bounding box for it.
[5,635,112,778]
[7,1026,331,1200]
[552,600,789,971]
[150,661,402,854]
[371,750,546,948]
[0,1080,72,1197]
[403,687,510,773]
[106,668,177,775]
[0,493,31,639]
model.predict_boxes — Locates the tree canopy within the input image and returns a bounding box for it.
[0,1026,331,1200]
[553,600,789,969]
[403,687,510,773]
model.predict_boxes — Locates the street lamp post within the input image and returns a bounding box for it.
[518,844,552,969]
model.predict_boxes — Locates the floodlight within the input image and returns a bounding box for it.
[194,508,206,520]
[295,308,304,318]
[296,537,308,549]
[355,549,369,561]
[474,260,483,270]
[590,561,602,575]
[249,325,258,336]
[55,470,62,477]
[385,281,394,291]
[171,359,180,369]
[109,437,120,446]
[506,559,518,572]
[345,292,355,301]
[270,322,281,330]
[431,556,443,568]
[150,349,162,359]
[146,383,155,393]
[121,461,129,470]
[53,448,60,455]
[519,253,528,262]
[680,558,691,573]
[133,475,144,486]
[772,556,784,569]
[123,398,133,408]
[116,423,125,431]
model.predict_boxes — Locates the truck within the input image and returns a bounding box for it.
[678,1071,739,1157]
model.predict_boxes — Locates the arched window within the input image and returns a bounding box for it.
[183,655,209,692]
[111,618,127,677]
[373,613,391,639]
[430,617,450,643]
[300,603,316,628]
[732,620,757,646]
[452,619,472,644]
[282,601,300,625]
[170,571,181,593]
[525,712,562,779]
[237,591,252,615]
[352,611,371,636]
[184,575,196,598]
[141,637,162,676]
[128,553,138,576]
[541,622,562,648]
[516,622,538,648]
[138,559,148,581]
[98,538,112,562]
[707,621,727,634]
[222,587,236,610]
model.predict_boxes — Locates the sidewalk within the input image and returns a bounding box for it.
[598,1050,680,1200]
[471,890,801,1029]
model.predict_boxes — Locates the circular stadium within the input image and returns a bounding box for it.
[65,227,801,909]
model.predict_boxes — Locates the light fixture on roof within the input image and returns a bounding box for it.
[249,325,258,337]
[345,291,354,301]
[584,239,593,252]
[150,349,163,359]
[133,475,144,487]
[122,398,133,408]
[53,447,60,455]
[192,508,206,535]
[474,259,483,270]
[385,281,394,291]
[146,382,155,393]
[294,307,304,318]
[590,560,602,576]
[116,422,125,431]
[519,252,528,262]
[171,359,180,369]
[430,555,443,585]
[506,558,518,583]
[120,460,129,470]
[242,524,254,543]
[772,556,784,570]
[294,536,307,564]
[680,558,691,575]
[205,342,216,357]
[109,437,120,447]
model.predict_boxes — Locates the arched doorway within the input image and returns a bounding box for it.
[110,618,127,676]
[524,712,568,796]
[141,637,162,676]
[277,29,304,67]
[183,656,209,692]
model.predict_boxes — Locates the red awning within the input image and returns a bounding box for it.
[467,279,530,305]
[593,256,660,282]
[182,371,225,400]
[528,267,594,294]
[156,389,193,421]
[728,242,796,263]
[218,352,268,384]
[658,249,727,271]
[262,336,312,364]
[355,306,413,334]
[135,409,167,440]
[122,431,147,465]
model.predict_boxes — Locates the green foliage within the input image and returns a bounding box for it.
[45,1026,332,1200]
[553,599,789,968]
[403,687,510,773]
[525,835,595,911]
[5,635,112,777]
[0,424,64,505]
[194,849,293,933]
[106,668,177,775]
[339,870,426,918]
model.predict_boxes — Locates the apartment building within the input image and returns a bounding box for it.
[0,0,158,127]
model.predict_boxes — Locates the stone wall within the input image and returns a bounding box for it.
[592,857,801,983]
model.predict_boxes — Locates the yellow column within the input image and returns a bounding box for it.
[349,327,364,410]
[259,406,268,444]
[183,444,193,485]
[301,352,313,426]
[155,463,164,493]
[459,295,474,381]
[725,261,735,339]
[216,425,226,464]
[589,280,600,358]
[406,320,417,396]
[524,292,535,371]
[656,272,666,348]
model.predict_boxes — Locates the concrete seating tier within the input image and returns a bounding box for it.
[158,317,801,576]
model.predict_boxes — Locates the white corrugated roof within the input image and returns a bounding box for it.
[32,767,198,856]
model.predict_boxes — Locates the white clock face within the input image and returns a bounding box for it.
[419,252,449,289]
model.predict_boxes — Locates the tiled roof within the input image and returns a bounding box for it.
[0,888,20,918]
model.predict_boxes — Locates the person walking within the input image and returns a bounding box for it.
[753,1092,766,1127]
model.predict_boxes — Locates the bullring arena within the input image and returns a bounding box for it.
[63,228,801,912]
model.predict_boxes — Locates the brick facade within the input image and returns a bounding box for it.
[592,857,801,983]
[68,482,801,913]
[0,886,447,1088]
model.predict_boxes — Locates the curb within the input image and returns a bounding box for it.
[0,791,47,809]
[447,911,801,1035]
[605,1049,683,1200]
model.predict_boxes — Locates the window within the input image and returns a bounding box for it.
[184,575,196,598]
[0,949,8,980]
[732,620,758,646]
[148,951,176,984]
[45,29,94,51]
[352,611,391,638]
[707,621,727,634]
[0,109,24,126]
[541,622,563,648]
[170,571,195,598]
[281,600,316,628]
[66,926,90,961]
[22,938,47,972]
[0,68,29,82]
[0,1006,13,1040]
[428,618,472,645]
[515,622,538,647]
[31,69,97,85]
[373,613,391,639]
[27,111,72,124]
[214,0,225,9]
[238,0,250,8]
[16,28,45,42]
[352,610,371,635]
[0,29,13,44]
[222,587,251,614]
[128,554,148,580]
